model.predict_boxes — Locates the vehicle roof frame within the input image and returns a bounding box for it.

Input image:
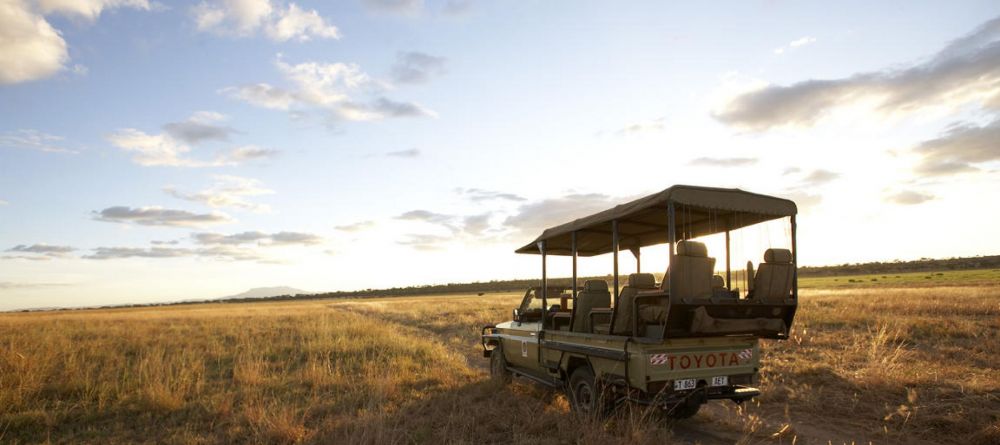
[526,185,799,337]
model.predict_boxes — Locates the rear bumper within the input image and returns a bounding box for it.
[626,385,761,406]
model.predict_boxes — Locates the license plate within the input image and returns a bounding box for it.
[710,376,728,387]
[673,379,696,390]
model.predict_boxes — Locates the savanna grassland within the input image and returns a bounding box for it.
[1,280,998,444]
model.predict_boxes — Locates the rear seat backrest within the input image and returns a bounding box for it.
[753,248,794,304]
[669,240,716,300]
[611,273,656,335]
[572,280,611,333]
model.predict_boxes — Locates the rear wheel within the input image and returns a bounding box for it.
[567,367,613,416]
[489,345,511,384]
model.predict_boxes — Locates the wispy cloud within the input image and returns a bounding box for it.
[0,130,78,154]
[913,117,1000,176]
[386,148,421,158]
[162,111,234,144]
[615,117,665,136]
[503,193,621,238]
[6,244,75,258]
[164,175,274,213]
[84,245,263,261]
[715,17,1000,130]
[886,190,935,205]
[93,206,234,227]
[688,157,758,167]
[193,0,339,42]
[455,188,526,202]
[221,56,436,122]
[362,0,423,15]
[191,231,322,246]
[390,51,446,84]
[335,220,376,232]
[773,36,816,55]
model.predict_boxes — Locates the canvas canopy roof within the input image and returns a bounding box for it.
[515,185,796,256]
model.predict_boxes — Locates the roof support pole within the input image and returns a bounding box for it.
[791,215,798,299]
[570,232,578,329]
[725,228,732,289]
[630,246,641,273]
[609,220,620,333]
[666,203,676,294]
[538,240,547,328]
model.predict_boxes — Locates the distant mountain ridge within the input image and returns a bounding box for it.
[222,287,309,300]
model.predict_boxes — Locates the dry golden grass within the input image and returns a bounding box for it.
[0,285,997,444]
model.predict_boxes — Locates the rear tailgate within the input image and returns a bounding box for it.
[640,337,759,389]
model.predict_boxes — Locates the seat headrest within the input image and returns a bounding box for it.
[627,273,656,289]
[676,240,708,257]
[711,275,725,288]
[583,280,609,292]
[764,248,792,264]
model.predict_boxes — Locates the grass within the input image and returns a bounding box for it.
[798,268,1000,288]
[1,284,998,444]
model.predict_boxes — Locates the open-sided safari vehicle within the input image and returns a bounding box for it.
[481,185,798,418]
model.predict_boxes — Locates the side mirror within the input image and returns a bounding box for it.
[512,308,521,322]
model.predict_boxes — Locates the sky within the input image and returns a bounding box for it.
[1,0,999,311]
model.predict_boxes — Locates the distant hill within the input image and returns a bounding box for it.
[222,286,309,300]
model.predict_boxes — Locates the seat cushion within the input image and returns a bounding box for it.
[677,240,708,257]
[764,248,792,264]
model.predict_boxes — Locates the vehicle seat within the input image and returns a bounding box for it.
[572,280,611,333]
[667,240,716,300]
[611,273,656,335]
[752,248,794,303]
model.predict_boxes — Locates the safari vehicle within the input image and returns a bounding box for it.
[481,185,798,418]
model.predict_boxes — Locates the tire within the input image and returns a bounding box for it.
[489,345,511,384]
[566,367,613,416]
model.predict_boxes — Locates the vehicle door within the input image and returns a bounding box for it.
[502,289,544,373]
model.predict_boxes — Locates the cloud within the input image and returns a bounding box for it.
[0,0,149,85]
[0,199,8,205]
[83,245,263,261]
[395,209,499,249]
[616,117,665,136]
[455,188,526,202]
[886,190,935,205]
[362,0,423,15]
[688,157,758,167]
[800,169,840,186]
[913,117,1000,176]
[462,213,491,236]
[6,244,75,257]
[773,36,816,55]
[503,193,620,238]
[162,111,234,144]
[164,175,274,212]
[386,148,421,158]
[397,209,456,227]
[93,206,234,227]
[0,129,78,154]
[219,83,296,110]
[715,17,1000,130]
[0,281,70,289]
[223,145,280,162]
[335,220,375,232]
[107,128,204,167]
[191,230,322,246]
[390,51,446,84]
[396,233,450,251]
[108,116,277,167]
[192,0,339,42]
[222,56,435,122]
